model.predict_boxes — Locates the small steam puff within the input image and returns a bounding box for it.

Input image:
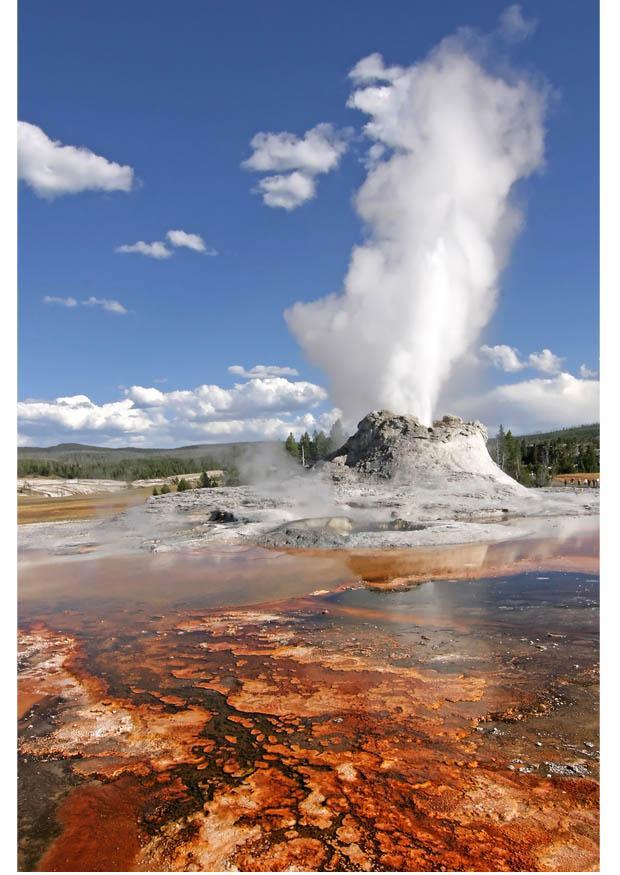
[286,36,547,425]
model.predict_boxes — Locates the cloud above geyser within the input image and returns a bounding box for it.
[480,344,525,372]
[243,123,350,209]
[285,36,547,425]
[116,240,172,259]
[228,364,300,379]
[166,229,216,254]
[18,376,334,446]
[455,372,599,434]
[18,121,134,198]
[44,295,128,314]
[527,348,563,374]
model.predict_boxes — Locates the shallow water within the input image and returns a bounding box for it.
[18,528,599,872]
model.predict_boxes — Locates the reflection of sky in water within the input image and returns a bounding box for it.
[327,572,599,642]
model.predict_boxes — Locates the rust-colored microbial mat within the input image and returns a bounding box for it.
[18,530,599,871]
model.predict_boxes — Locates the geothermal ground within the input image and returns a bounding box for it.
[18,414,598,557]
[17,415,600,871]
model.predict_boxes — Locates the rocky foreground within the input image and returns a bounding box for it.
[18,412,599,556]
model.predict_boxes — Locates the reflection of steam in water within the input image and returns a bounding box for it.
[342,516,599,588]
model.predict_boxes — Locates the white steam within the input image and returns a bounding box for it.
[286,36,547,425]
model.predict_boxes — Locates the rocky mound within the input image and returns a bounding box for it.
[324,410,523,489]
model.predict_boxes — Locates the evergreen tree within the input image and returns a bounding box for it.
[160,483,171,494]
[199,471,213,488]
[177,478,191,491]
[152,486,159,496]
[284,432,300,461]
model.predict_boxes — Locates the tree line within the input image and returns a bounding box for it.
[284,419,346,465]
[17,454,240,484]
[152,470,228,495]
[491,424,600,486]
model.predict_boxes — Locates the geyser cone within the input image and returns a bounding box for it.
[326,410,524,489]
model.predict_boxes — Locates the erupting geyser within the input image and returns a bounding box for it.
[286,34,548,425]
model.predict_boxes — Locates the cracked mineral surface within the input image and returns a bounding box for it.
[18,522,599,871]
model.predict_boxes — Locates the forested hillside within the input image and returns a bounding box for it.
[17,440,278,481]
[487,423,599,486]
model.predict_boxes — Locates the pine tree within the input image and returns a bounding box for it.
[285,432,300,461]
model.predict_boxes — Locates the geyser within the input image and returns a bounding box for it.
[286,33,547,425]
[324,410,524,489]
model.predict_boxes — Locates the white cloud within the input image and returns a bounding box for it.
[527,348,563,374]
[455,372,599,434]
[18,376,331,446]
[580,363,598,379]
[255,172,316,210]
[125,386,166,407]
[348,52,404,84]
[43,296,78,308]
[243,123,348,175]
[43,295,128,314]
[116,240,172,259]
[499,5,537,43]
[82,297,128,314]
[18,121,134,199]
[479,344,525,372]
[166,229,217,254]
[228,364,300,379]
[243,123,350,210]
[18,395,153,436]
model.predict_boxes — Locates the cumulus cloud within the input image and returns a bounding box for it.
[116,240,172,259]
[43,296,78,308]
[18,395,153,437]
[499,5,537,43]
[228,364,300,379]
[286,36,547,425]
[166,229,217,254]
[527,348,563,374]
[479,344,525,372]
[455,372,599,434]
[18,121,134,199]
[18,376,332,446]
[43,295,128,314]
[243,123,348,175]
[580,363,598,379]
[348,52,405,84]
[255,172,317,210]
[243,123,350,209]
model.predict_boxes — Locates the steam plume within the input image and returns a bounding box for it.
[286,34,547,425]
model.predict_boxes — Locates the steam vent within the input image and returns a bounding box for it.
[326,410,520,487]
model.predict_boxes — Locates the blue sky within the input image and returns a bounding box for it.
[18,0,599,446]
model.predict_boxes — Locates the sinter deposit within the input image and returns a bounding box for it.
[323,411,522,486]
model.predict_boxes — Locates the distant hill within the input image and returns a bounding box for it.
[18,439,278,460]
[17,439,281,481]
[487,423,599,449]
